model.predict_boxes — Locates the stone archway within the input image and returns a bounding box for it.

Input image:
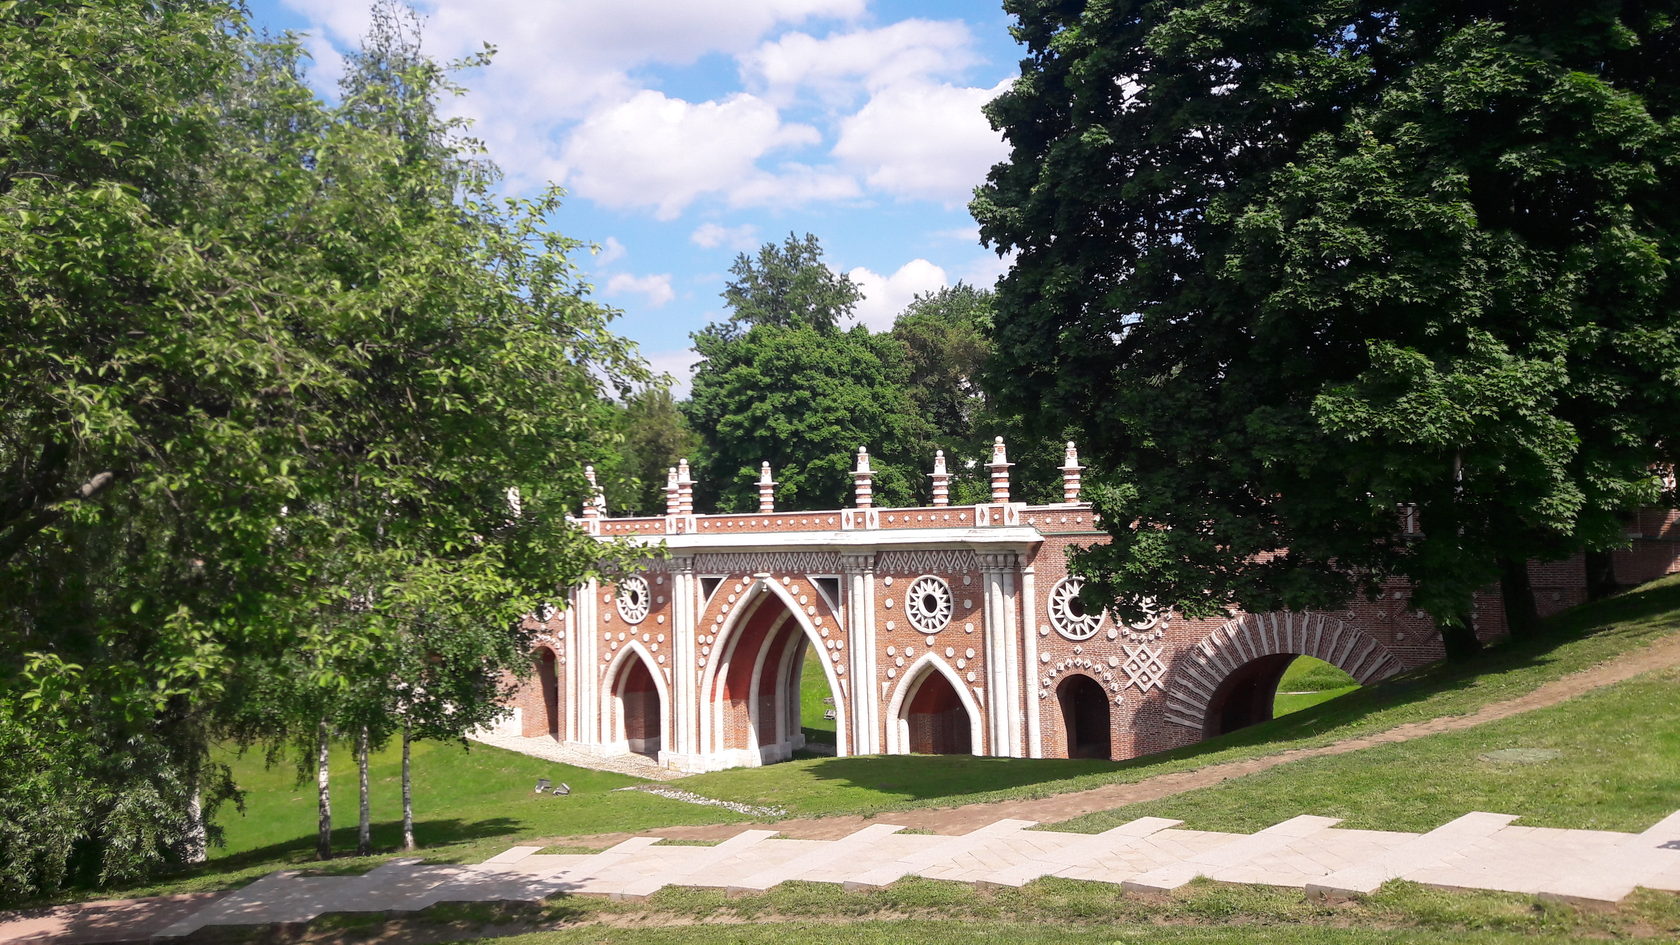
[607,646,665,757]
[537,647,560,739]
[888,656,983,756]
[1056,674,1111,759]
[702,577,845,767]
[1165,612,1403,736]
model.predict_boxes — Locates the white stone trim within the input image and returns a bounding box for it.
[884,653,985,756]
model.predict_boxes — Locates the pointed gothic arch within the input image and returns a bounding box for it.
[699,575,848,766]
[603,641,669,758]
[885,653,984,755]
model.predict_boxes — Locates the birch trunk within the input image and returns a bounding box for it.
[316,719,332,860]
[401,724,415,850]
[356,726,372,856]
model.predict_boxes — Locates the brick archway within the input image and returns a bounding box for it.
[1165,612,1403,735]
[701,576,847,766]
[605,643,667,758]
[886,654,984,755]
[1055,673,1111,759]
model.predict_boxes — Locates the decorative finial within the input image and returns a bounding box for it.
[929,449,951,507]
[988,435,1013,504]
[757,461,777,513]
[1059,441,1084,504]
[852,446,874,509]
[676,458,694,515]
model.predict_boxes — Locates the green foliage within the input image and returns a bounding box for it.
[717,232,863,337]
[686,322,933,511]
[974,1,1680,647]
[0,0,642,899]
[597,387,701,516]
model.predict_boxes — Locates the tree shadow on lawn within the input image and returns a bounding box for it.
[783,578,1680,805]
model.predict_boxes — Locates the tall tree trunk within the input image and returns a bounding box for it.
[356,726,372,857]
[1496,555,1540,640]
[401,724,415,851]
[1585,549,1619,601]
[316,719,332,860]
[182,789,208,865]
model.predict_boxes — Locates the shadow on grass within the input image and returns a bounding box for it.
[776,577,1680,804]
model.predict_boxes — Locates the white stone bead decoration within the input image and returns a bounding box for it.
[905,575,953,634]
[617,632,626,642]
[963,599,973,610]
[657,615,666,624]
[965,648,975,659]
[887,645,896,656]
[956,659,966,669]
[656,595,666,605]
[944,647,954,658]
[966,671,976,682]
[603,612,612,622]
[883,576,894,586]
[1048,577,1104,641]
[655,575,664,585]
[962,575,972,585]
[886,621,895,631]
[925,635,936,646]
[895,656,904,667]
[885,598,894,609]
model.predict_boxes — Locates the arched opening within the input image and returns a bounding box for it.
[1056,674,1110,759]
[904,669,971,755]
[1272,655,1360,719]
[1203,653,1297,736]
[707,581,843,766]
[613,652,662,757]
[537,647,560,739]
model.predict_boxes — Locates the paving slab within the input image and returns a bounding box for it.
[615,830,781,898]
[842,819,1038,890]
[1124,815,1341,893]
[728,823,908,893]
[979,817,1183,888]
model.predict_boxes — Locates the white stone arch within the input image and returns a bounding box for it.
[884,652,985,756]
[601,640,670,760]
[698,574,849,763]
[1164,611,1403,732]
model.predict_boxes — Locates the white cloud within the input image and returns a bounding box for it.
[644,347,702,399]
[560,90,818,219]
[957,248,1016,289]
[594,236,627,267]
[847,258,949,330]
[933,225,981,243]
[605,272,676,308]
[282,0,865,191]
[691,223,760,251]
[741,19,977,105]
[727,163,861,209]
[833,78,1010,206]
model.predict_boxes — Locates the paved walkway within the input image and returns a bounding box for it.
[467,732,687,782]
[149,809,1680,938]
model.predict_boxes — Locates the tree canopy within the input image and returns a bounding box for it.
[0,0,642,898]
[973,0,1680,654]
[716,231,863,337]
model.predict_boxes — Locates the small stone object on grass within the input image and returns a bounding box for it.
[1478,748,1561,765]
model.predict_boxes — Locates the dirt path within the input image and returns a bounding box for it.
[571,629,1680,843]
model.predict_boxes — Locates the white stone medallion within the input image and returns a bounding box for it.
[1047,577,1104,640]
[615,574,651,624]
[904,575,954,634]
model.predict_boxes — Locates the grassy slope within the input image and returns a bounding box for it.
[1057,665,1680,834]
[676,576,1680,818]
[798,645,838,747]
[84,576,1680,904]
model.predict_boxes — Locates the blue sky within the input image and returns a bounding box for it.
[244,0,1025,394]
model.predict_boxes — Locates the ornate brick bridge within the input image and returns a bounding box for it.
[497,442,1678,773]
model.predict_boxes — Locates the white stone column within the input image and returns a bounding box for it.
[574,578,599,748]
[979,553,1022,757]
[841,552,878,756]
[668,557,697,765]
[1020,563,1042,758]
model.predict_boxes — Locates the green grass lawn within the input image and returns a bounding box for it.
[798,644,838,748]
[1273,655,1360,717]
[1055,664,1680,834]
[675,576,1680,818]
[74,575,1680,909]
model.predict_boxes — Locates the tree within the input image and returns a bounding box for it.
[685,324,933,511]
[0,0,644,896]
[716,232,863,337]
[973,1,1680,657]
[596,386,701,516]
